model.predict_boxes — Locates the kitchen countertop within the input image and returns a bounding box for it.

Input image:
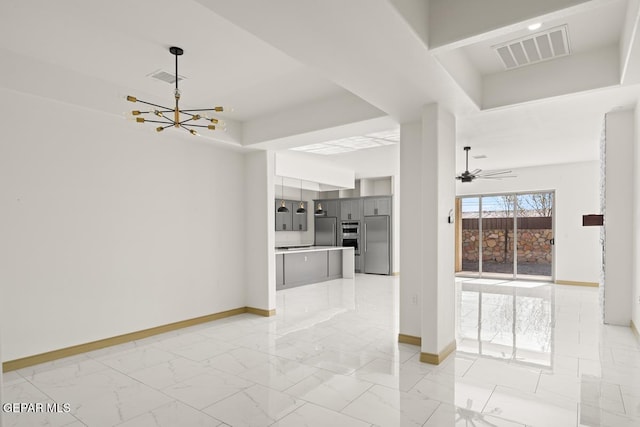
[274,246,354,255]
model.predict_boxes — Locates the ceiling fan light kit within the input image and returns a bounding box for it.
[456,146,515,183]
[127,46,225,136]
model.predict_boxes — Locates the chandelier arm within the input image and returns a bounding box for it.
[180,123,216,128]
[178,116,205,125]
[141,119,175,125]
[134,98,174,111]
[179,124,199,135]
[179,108,223,112]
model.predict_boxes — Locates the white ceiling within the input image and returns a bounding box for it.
[462,0,628,76]
[1,0,639,175]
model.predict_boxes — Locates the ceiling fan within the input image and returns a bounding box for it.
[456,146,515,183]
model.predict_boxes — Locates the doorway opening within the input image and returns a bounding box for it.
[455,191,554,281]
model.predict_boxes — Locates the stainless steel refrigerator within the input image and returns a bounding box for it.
[314,216,337,246]
[363,215,390,274]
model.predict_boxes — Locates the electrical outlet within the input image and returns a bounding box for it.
[411,295,418,305]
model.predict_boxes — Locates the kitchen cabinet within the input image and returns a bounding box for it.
[363,197,391,216]
[275,200,307,231]
[275,200,294,231]
[284,251,328,286]
[313,199,338,217]
[292,201,308,231]
[276,254,284,286]
[328,250,342,279]
[340,199,362,221]
[275,247,353,290]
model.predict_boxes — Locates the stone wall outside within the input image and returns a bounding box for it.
[462,229,553,264]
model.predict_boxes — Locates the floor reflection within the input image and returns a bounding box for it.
[456,278,554,368]
[4,275,640,426]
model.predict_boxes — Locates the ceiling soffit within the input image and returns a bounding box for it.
[428,0,637,110]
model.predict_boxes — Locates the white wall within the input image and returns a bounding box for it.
[457,161,601,283]
[361,177,393,196]
[0,89,247,361]
[275,151,355,188]
[326,144,399,179]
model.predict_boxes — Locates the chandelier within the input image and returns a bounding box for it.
[127,46,224,135]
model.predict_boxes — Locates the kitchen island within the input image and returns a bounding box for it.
[275,246,354,290]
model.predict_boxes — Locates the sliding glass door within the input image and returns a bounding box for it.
[460,197,480,275]
[481,195,515,277]
[516,192,553,279]
[457,191,554,280]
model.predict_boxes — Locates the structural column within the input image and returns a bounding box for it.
[244,151,277,315]
[399,103,456,364]
[603,109,634,325]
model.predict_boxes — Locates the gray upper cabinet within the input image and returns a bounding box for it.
[275,200,294,231]
[340,199,362,221]
[292,201,308,231]
[313,199,338,218]
[364,197,391,216]
[276,199,308,231]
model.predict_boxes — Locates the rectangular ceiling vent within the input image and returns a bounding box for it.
[493,25,570,70]
[147,69,185,84]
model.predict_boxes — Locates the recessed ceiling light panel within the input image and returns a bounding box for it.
[290,128,399,155]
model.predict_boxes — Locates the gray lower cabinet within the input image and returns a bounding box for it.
[276,250,344,290]
[276,254,284,287]
[285,251,327,286]
[328,250,342,279]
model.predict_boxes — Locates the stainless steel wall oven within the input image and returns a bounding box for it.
[341,221,360,255]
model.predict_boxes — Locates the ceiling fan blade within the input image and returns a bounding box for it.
[477,169,513,177]
[470,169,481,175]
[477,175,517,179]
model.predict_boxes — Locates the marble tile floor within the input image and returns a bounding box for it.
[2,275,640,426]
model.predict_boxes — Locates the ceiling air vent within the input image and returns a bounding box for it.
[147,69,185,84]
[493,25,570,70]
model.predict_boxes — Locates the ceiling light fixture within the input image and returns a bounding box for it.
[277,177,289,213]
[528,22,542,31]
[315,202,324,216]
[127,46,224,136]
[296,180,306,214]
